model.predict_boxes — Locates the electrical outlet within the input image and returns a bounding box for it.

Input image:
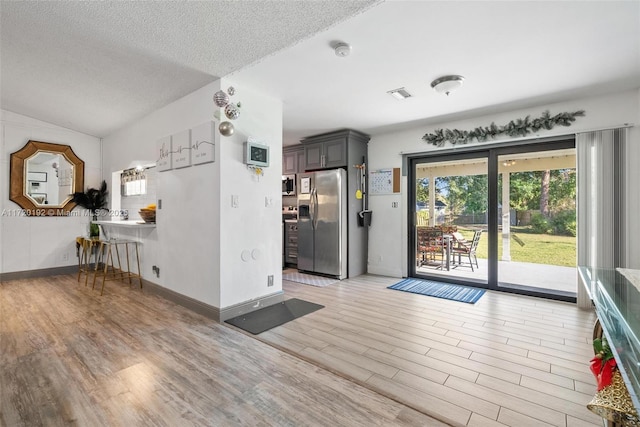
[267,275,274,287]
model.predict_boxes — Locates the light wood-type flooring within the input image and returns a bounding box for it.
[1,273,603,426]
[250,274,603,427]
[0,275,447,426]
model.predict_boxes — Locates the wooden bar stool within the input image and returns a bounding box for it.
[92,239,142,295]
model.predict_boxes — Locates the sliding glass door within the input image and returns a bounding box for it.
[412,153,489,286]
[409,138,576,301]
[495,148,576,297]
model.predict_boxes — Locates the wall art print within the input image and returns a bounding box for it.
[190,121,215,165]
[171,129,191,169]
[156,135,172,172]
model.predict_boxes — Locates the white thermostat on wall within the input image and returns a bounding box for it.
[243,141,269,167]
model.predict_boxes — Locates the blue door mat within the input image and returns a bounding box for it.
[225,298,324,334]
[388,278,485,304]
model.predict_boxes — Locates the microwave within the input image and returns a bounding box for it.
[282,174,296,196]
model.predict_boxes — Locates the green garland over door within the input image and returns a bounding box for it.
[422,110,585,147]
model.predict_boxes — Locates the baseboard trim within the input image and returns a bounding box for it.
[0,266,78,282]
[141,279,220,321]
[219,291,285,322]
[1,269,283,324]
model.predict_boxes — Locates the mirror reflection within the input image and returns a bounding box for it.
[9,140,84,216]
[25,152,74,206]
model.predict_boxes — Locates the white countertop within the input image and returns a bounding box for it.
[94,220,156,228]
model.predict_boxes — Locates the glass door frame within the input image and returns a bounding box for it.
[407,136,576,302]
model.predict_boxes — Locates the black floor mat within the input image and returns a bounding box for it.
[225,298,324,335]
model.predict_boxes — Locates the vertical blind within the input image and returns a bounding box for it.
[576,127,628,306]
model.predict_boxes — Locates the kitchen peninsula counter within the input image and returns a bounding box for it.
[92,220,157,281]
[93,219,155,241]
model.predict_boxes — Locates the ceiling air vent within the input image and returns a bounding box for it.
[387,87,412,100]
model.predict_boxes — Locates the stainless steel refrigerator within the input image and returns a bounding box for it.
[297,169,347,279]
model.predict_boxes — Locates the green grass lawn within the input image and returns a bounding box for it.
[457,226,576,267]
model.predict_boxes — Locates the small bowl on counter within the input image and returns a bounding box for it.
[139,208,156,223]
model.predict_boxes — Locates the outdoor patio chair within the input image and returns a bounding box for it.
[451,231,467,245]
[452,230,482,271]
[440,225,458,234]
[417,227,445,269]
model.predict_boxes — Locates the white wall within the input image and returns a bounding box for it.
[0,110,102,274]
[218,77,283,308]
[102,81,220,306]
[367,90,640,277]
[101,80,283,310]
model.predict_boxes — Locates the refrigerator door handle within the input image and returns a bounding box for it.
[314,188,319,229]
[313,188,318,228]
[310,187,316,229]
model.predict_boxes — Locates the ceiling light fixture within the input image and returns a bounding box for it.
[430,75,465,96]
[334,42,352,57]
[387,87,412,100]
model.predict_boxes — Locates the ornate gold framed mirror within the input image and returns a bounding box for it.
[10,140,85,216]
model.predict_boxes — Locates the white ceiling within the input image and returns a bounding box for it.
[2,1,639,145]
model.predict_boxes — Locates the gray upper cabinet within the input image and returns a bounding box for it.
[303,142,323,170]
[283,149,297,174]
[296,149,305,174]
[302,132,356,170]
[304,138,347,170]
[282,145,306,174]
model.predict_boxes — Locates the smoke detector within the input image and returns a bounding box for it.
[334,42,352,57]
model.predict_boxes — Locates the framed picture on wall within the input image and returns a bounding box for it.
[171,129,191,169]
[27,172,47,182]
[156,135,172,172]
[191,121,215,165]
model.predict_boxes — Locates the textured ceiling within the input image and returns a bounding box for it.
[0,1,379,137]
[1,1,638,144]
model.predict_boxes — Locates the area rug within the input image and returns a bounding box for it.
[225,298,324,334]
[283,272,339,287]
[388,278,485,304]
